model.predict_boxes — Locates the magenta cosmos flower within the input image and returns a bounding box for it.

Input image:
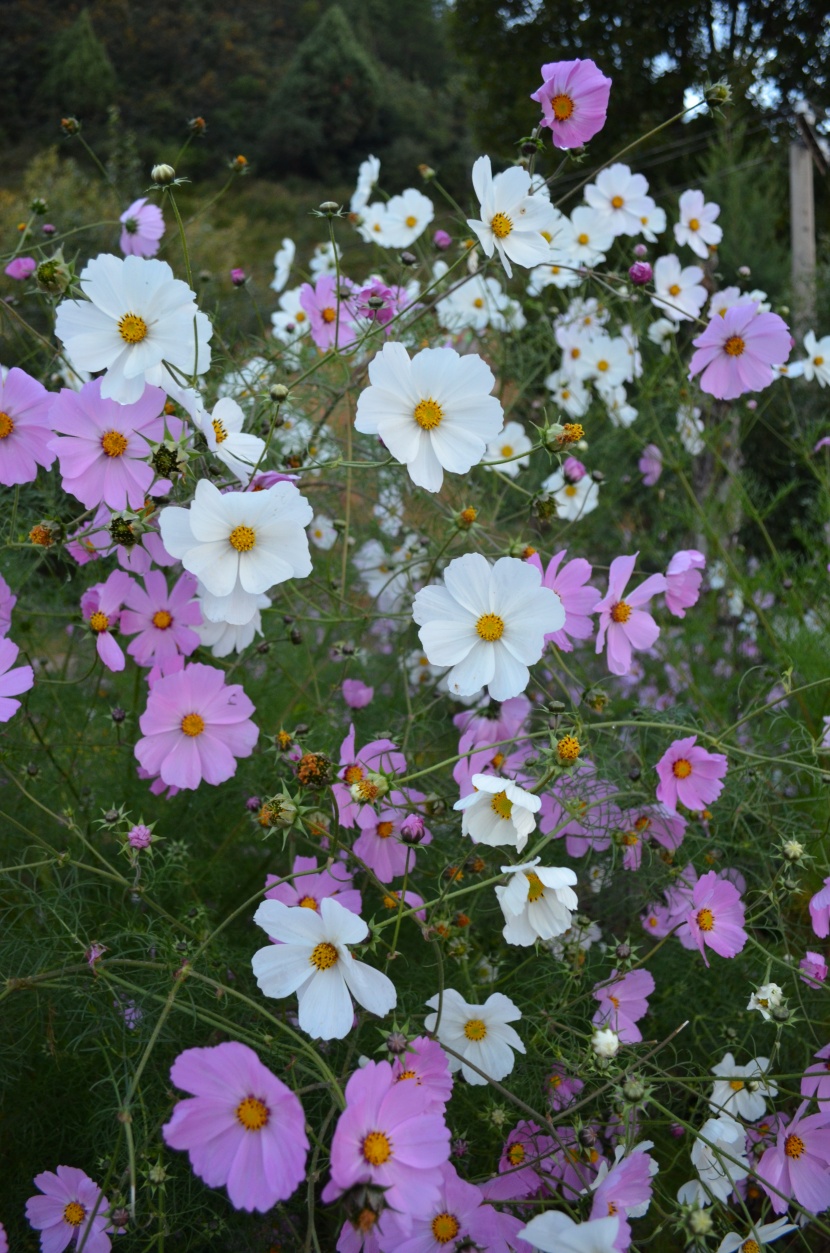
[384,1160,527,1252]
[25,1164,116,1253]
[0,572,17,636]
[655,735,727,812]
[300,273,358,350]
[119,570,202,668]
[392,1036,453,1114]
[342,677,374,708]
[664,549,705,618]
[49,379,170,510]
[688,303,791,400]
[332,723,408,827]
[757,1101,830,1214]
[686,870,747,966]
[809,876,830,938]
[592,968,655,1044]
[321,1059,450,1224]
[5,256,36,280]
[526,549,599,651]
[265,853,362,918]
[0,636,34,721]
[594,553,666,677]
[589,1143,657,1245]
[162,1041,308,1211]
[119,197,165,257]
[135,662,258,789]
[81,569,133,672]
[0,366,55,486]
[354,804,431,883]
[531,58,612,149]
[801,1042,830,1106]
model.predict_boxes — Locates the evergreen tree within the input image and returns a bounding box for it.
[39,9,117,119]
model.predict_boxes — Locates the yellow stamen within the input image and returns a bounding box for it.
[610,601,631,623]
[414,398,443,430]
[229,525,256,552]
[309,941,338,970]
[551,93,574,120]
[491,790,513,819]
[181,713,205,737]
[63,1202,86,1227]
[724,335,745,357]
[118,313,148,343]
[431,1212,460,1243]
[362,1130,392,1165]
[464,1017,487,1041]
[152,609,172,629]
[101,430,128,457]
[0,413,14,439]
[236,1095,269,1130]
[88,611,109,633]
[476,613,504,641]
[491,212,513,239]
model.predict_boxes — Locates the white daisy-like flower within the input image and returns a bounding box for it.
[636,203,667,242]
[454,774,542,853]
[424,988,525,1085]
[356,202,395,247]
[251,896,397,1041]
[709,1052,777,1121]
[620,323,642,380]
[192,396,266,486]
[676,404,705,455]
[412,552,564,701]
[591,1027,621,1059]
[158,479,312,623]
[354,342,504,493]
[350,154,381,215]
[309,513,337,550]
[271,238,295,293]
[603,384,638,428]
[384,188,434,247]
[483,420,532,477]
[584,163,653,237]
[544,369,590,417]
[436,273,510,333]
[495,857,578,944]
[54,254,212,404]
[527,257,581,293]
[650,255,706,322]
[580,334,630,388]
[715,1218,797,1253]
[566,206,615,266]
[466,156,551,277]
[270,286,311,347]
[541,468,600,521]
[789,329,830,385]
[556,325,598,381]
[195,589,269,656]
[673,189,723,259]
[747,982,786,1019]
[309,241,340,277]
[647,317,677,353]
[556,296,609,336]
[519,1212,621,1253]
[679,1115,749,1204]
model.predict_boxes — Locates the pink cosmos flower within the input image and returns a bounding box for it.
[800,950,828,986]
[49,379,170,510]
[391,1036,453,1114]
[801,1042,830,1106]
[483,1120,556,1200]
[546,1063,584,1111]
[265,854,362,918]
[5,256,36,279]
[526,550,599,652]
[531,59,612,149]
[592,968,655,1043]
[25,1164,116,1253]
[119,570,202,668]
[135,662,258,790]
[354,804,432,882]
[664,550,705,618]
[589,1143,657,1249]
[655,735,728,812]
[300,273,358,350]
[342,678,374,708]
[355,280,402,329]
[757,1101,830,1214]
[685,869,747,966]
[638,443,662,486]
[594,553,667,677]
[546,763,621,858]
[162,1041,308,1211]
[0,1220,6,1253]
[80,570,133,672]
[563,454,587,480]
[0,572,17,636]
[0,636,34,721]
[387,1160,529,1252]
[809,877,830,938]
[617,803,686,869]
[321,1059,450,1225]
[332,724,408,827]
[452,696,532,791]
[688,303,791,400]
[0,366,55,486]
[119,197,165,257]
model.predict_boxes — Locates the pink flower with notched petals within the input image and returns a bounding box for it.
[342,678,374,708]
[800,950,828,986]
[801,1042,830,1106]
[135,662,258,790]
[757,1101,830,1214]
[531,59,612,149]
[592,968,655,1043]
[354,804,431,882]
[638,443,662,486]
[0,572,17,637]
[664,549,705,618]
[49,379,172,511]
[119,197,165,257]
[526,549,599,652]
[332,723,408,827]
[25,1164,117,1253]
[162,1041,308,1212]
[809,876,830,938]
[589,1143,658,1248]
[482,1119,556,1200]
[686,870,747,967]
[0,636,34,722]
[655,735,728,812]
[6,256,36,280]
[0,366,55,486]
[389,1160,529,1252]
[300,273,358,350]
[618,803,686,870]
[119,570,202,668]
[594,553,666,677]
[391,1036,453,1113]
[265,853,362,918]
[81,569,134,672]
[688,303,791,400]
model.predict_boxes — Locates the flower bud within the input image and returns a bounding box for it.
[622,1075,645,1102]
[418,164,436,180]
[633,242,648,257]
[318,200,340,215]
[688,1209,712,1235]
[628,261,652,285]
[188,116,207,134]
[400,251,417,266]
[230,155,249,173]
[704,78,731,105]
[269,383,290,402]
[35,250,72,296]
[400,813,425,844]
[433,229,452,250]
[151,163,176,185]
[782,839,804,861]
[386,1030,407,1054]
[230,267,247,286]
[60,116,81,136]
[30,197,48,215]
[591,1027,620,1059]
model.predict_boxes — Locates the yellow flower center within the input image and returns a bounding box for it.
[236,1095,269,1131]
[476,612,505,641]
[376,821,394,839]
[597,359,610,372]
[507,1142,526,1166]
[321,307,337,323]
[557,734,581,762]
[101,429,128,457]
[611,195,624,209]
[473,297,484,308]
[724,335,745,357]
[212,418,228,445]
[525,871,545,902]
[729,1079,745,1091]
[577,232,589,245]
[688,217,700,231]
[672,758,692,778]
[405,214,418,228]
[152,609,173,629]
[0,412,14,439]
[229,525,256,552]
[491,212,513,239]
[309,941,338,970]
[414,398,443,430]
[63,1201,86,1226]
[551,93,574,119]
[397,1068,417,1081]
[815,355,825,366]
[344,764,364,785]
[354,779,379,802]
[500,444,514,457]
[88,611,109,633]
[464,1017,487,1041]
[610,601,631,623]
[181,713,205,737]
[491,790,513,819]
[295,310,307,322]
[621,832,639,846]
[431,1212,460,1243]
[118,312,148,343]
[298,895,318,909]
[742,1242,760,1253]
[362,1130,392,1165]
[784,1133,805,1159]
[696,907,715,932]
[668,283,681,297]
[564,484,578,496]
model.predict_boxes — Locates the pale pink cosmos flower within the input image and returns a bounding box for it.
[526,549,600,651]
[162,1041,308,1211]
[688,303,791,400]
[664,549,705,618]
[135,662,258,790]
[757,1101,830,1214]
[264,854,362,918]
[119,197,165,257]
[594,553,666,677]
[48,379,171,510]
[391,1036,453,1113]
[589,1143,658,1247]
[25,1164,117,1253]
[618,803,686,869]
[531,59,612,149]
[0,366,55,486]
[0,572,17,637]
[0,636,34,722]
[387,1160,528,1252]
[800,950,828,986]
[809,876,830,938]
[342,678,374,708]
[483,1119,556,1200]
[119,570,201,669]
[655,735,728,812]
[801,1042,830,1106]
[353,805,431,882]
[592,968,655,1043]
[332,723,408,827]
[81,569,133,672]
[300,273,358,350]
[686,870,747,966]
[638,443,662,486]
[6,256,36,279]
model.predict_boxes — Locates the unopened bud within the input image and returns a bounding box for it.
[151,163,176,185]
[36,251,72,295]
[269,383,290,402]
[704,78,731,105]
[615,942,631,960]
[386,1031,407,1054]
[689,1209,712,1235]
[622,1076,645,1102]
[782,839,804,861]
[188,116,207,134]
[400,813,426,844]
[318,200,340,214]
[628,261,652,285]
[60,116,81,136]
[400,251,417,266]
[532,492,557,522]
[30,197,48,216]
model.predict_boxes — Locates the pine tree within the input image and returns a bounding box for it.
[39,9,117,119]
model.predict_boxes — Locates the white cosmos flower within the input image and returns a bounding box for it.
[495,857,578,944]
[309,513,337,550]
[651,254,707,322]
[789,330,830,385]
[674,189,723,259]
[709,1052,777,1121]
[436,273,511,333]
[544,369,590,417]
[356,202,395,247]
[384,188,434,247]
[676,404,705,455]
[527,256,581,292]
[158,479,312,622]
[412,552,564,701]
[309,241,340,277]
[541,468,600,521]
[454,774,542,853]
[636,203,667,242]
[354,342,504,493]
[679,1115,749,1203]
[592,1027,621,1059]
[467,156,551,277]
[580,334,630,388]
[519,1212,620,1253]
[195,590,269,655]
[715,1218,797,1253]
[604,384,638,428]
[271,238,295,293]
[351,154,380,214]
[251,896,397,1040]
[54,254,212,404]
[746,982,785,1020]
[270,286,311,347]
[483,420,532,476]
[424,988,524,1084]
[192,396,266,486]
[648,317,677,353]
[555,324,598,380]
[584,163,653,237]
[566,206,615,266]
